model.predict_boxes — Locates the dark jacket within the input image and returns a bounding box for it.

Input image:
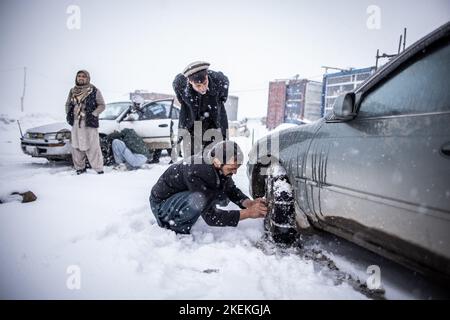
[66,87,100,128]
[107,128,150,158]
[173,70,229,139]
[150,156,249,227]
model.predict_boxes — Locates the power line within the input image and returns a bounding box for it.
[0,67,23,73]
[230,87,268,93]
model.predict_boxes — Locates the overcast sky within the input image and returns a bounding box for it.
[1,0,449,119]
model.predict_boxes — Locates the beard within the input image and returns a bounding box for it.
[220,169,233,177]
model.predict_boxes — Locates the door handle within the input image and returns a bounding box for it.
[441,142,450,157]
[158,124,168,128]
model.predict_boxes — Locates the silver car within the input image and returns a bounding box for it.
[247,22,450,280]
[20,122,72,161]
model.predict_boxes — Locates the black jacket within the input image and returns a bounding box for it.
[173,70,229,139]
[150,156,249,227]
[66,87,100,128]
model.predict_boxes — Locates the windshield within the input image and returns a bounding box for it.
[99,102,131,120]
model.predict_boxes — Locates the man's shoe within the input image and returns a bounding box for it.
[147,158,159,164]
[76,168,86,175]
[113,163,128,171]
[97,171,104,174]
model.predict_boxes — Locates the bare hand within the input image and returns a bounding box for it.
[245,201,267,219]
[242,197,267,208]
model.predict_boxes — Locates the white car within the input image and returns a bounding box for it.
[20,99,180,161]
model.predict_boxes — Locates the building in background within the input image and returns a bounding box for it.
[321,67,376,116]
[266,78,322,130]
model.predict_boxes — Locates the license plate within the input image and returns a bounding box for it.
[26,146,38,155]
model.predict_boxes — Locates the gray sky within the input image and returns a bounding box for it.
[1,0,449,119]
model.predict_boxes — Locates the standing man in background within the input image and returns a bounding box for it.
[66,70,105,175]
[173,61,230,160]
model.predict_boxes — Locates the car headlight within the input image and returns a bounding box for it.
[44,133,57,140]
[56,130,71,140]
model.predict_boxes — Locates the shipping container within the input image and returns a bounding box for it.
[266,81,287,130]
[266,79,322,129]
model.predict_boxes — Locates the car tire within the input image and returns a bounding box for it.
[264,164,298,244]
[100,135,114,166]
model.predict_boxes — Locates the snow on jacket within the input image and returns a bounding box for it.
[150,156,249,227]
[173,70,229,139]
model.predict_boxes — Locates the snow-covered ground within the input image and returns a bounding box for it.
[0,115,446,299]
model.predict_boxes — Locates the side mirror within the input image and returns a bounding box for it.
[332,92,356,120]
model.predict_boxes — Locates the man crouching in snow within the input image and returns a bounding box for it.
[149,141,267,234]
[106,128,150,170]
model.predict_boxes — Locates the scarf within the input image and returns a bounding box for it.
[71,70,94,124]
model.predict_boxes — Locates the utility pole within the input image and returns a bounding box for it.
[398,34,403,54]
[20,67,27,112]
[403,28,407,51]
[375,28,408,70]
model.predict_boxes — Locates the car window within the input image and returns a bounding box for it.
[99,102,131,120]
[140,102,171,120]
[358,41,450,118]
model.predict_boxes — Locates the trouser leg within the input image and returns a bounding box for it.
[112,139,126,164]
[182,134,206,163]
[71,147,87,170]
[112,139,147,168]
[150,191,207,234]
[85,136,104,172]
[152,149,162,162]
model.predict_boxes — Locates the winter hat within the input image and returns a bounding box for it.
[182,61,210,78]
[207,140,244,165]
[75,70,91,84]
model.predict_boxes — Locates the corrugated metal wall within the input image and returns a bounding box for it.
[304,81,323,121]
[284,80,306,124]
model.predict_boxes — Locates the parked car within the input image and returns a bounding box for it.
[247,22,450,280]
[228,120,250,137]
[20,98,180,162]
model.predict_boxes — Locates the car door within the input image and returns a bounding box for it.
[306,37,450,272]
[98,102,131,135]
[119,100,173,149]
[169,106,180,145]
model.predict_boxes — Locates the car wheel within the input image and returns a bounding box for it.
[264,164,298,244]
[100,135,114,166]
